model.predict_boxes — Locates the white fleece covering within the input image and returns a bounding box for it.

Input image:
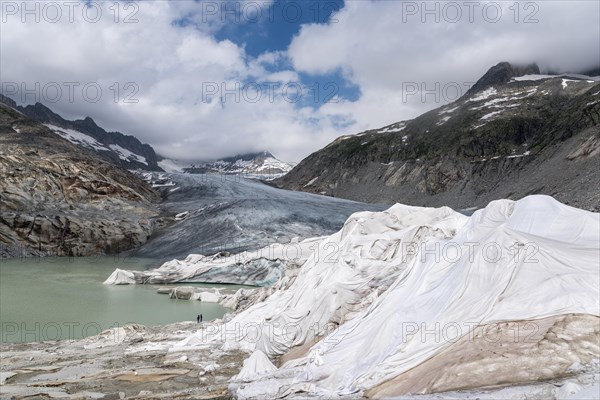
[166,195,597,397]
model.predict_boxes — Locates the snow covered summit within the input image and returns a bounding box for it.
[160,151,294,180]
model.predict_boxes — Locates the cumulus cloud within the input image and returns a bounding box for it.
[1,0,598,162]
[288,0,600,132]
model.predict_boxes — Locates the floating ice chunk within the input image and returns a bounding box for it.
[103,268,136,285]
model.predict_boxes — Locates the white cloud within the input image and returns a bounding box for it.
[288,0,600,128]
[1,0,598,163]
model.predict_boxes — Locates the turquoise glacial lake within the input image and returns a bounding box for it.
[0,256,238,343]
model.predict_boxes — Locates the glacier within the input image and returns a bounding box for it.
[105,194,599,398]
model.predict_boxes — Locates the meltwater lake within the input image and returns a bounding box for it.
[0,257,237,343]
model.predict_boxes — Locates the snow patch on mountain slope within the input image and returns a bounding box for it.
[468,87,497,102]
[109,144,147,165]
[437,116,451,126]
[45,124,149,166]
[378,122,407,133]
[44,124,107,151]
[439,106,459,115]
[562,79,578,89]
[480,110,504,120]
[304,177,318,187]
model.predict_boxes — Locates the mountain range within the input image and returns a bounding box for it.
[0,94,162,171]
[275,62,600,211]
[169,151,293,180]
[2,61,599,258]
[0,95,292,179]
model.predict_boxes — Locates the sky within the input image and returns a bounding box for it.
[1,0,599,162]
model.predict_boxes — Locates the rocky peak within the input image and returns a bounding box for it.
[220,151,274,163]
[466,62,540,96]
[0,94,18,109]
[21,102,66,126]
[180,150,292,179]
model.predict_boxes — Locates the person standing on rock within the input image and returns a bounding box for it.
[197,314,203,323]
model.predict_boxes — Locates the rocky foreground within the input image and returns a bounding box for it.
[1,318,597,400]
[2,195,598,399]
[0,323,246,399]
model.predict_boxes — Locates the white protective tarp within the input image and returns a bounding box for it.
[175,203,467,356]
[232,195,599,397]
[151,195,600,397]
[169,194,600,398]
[233,350,278,382]
[103,268,135,285]
[292,196,599,394]
[104,237,324,286]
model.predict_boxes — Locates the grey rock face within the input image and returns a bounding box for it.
[0,103,159,258]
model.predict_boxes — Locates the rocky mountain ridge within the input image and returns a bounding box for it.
[275,62,600,210]
[0,95,162,171]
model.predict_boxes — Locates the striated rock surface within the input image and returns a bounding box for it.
[0,102,159,258]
